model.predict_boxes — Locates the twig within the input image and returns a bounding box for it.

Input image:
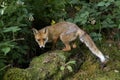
[11,38,25,42]
[0,64,11,72]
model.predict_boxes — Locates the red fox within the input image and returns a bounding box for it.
[32,22,107,66]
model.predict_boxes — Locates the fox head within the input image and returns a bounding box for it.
[32,28,48,48]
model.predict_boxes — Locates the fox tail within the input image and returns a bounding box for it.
[78,31,107,64]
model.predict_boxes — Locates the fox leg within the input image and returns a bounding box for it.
[72,42,77,48]
[52,37,58,49]
[60,33,71,51]
[62,43,71,51]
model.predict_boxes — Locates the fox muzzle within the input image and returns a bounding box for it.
[39,45,45,48]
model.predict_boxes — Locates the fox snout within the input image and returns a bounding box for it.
[36,38,48,48]
[37,41,46,48]
[39,44,45,48]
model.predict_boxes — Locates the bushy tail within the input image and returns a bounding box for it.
[79,33,106,63]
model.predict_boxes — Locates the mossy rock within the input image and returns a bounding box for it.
[4,50,82,80]
[3,68,32,80]
[27,50,71,80]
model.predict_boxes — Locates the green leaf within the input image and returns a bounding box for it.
[0,8,5,15]
[60,66,65,71]
[67,60,76,65]
[67,65,73,72]
[57,53,66,61]
[90,32,102,41]
[81,11,89,18]
[97,1,105,6]
[118,24,120,29]
[69,0,79,4]
[115,1,120,7]
[109,0,115,2]
[74,11,89,24]
[3,26,21,33]
[1,47,11,55]
[105,2,111,7]
[0,21,4,27]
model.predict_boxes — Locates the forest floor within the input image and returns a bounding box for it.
[66,40,120,80]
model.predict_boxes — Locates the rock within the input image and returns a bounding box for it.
[3,50,82,80]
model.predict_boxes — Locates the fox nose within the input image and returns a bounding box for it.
[39,45,45,48]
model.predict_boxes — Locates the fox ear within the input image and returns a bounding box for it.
[43,28,48,34]
[32,28,38,35]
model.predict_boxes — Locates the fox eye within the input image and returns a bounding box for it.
[38,39,40,41]
[43,38,46,41]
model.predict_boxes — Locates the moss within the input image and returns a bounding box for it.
[71,43,120,80]
[4,50,75,80]
[4,43,120,80]
[27,50,69,80]
[3,68,32,80]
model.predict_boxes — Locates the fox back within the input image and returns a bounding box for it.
[32,22,80,48]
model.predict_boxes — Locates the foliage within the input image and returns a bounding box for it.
[68,0,120,41]
[60,60,76,72]
[25,0,67,23]
[27,0,120,41]
[0,0,32,79]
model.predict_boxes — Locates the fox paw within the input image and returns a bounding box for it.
[62,48,71,51]
[100,59,108,69]
[72,44,77,48]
